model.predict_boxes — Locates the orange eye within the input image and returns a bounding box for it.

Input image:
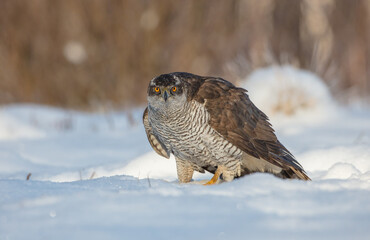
[154,87,160,93]
[172,87,177,92]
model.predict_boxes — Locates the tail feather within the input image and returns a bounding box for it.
[272,147,311,181]
[277,166,311,181]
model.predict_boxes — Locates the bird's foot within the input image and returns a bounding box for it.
[204,166,224,185]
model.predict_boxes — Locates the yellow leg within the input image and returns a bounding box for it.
[204,166,223,185]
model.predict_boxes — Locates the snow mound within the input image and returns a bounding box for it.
[298,145,370,180]
[300,145,370,173]
[323,163,361,180]
[114,152,177,181]
[243,65,337,124]
[121,152,212,182]
[0,110,44,140]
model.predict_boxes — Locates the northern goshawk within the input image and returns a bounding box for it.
[143,72,310,184]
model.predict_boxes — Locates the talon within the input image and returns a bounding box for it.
[204,166,223,185]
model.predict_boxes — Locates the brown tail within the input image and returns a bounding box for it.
[277,166,311,181]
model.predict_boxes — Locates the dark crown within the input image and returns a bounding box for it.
[153,72,200,86]
[153,74,177,86]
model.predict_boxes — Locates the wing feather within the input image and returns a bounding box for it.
[184,76,309,180]
[143,107,170,159]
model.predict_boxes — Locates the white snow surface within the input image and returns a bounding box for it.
[243,65,338,125]
[1,67,370,239]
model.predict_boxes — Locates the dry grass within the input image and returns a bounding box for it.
[0,0,369,109]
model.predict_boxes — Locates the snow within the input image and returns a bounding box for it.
[243,65,338,125]
[1,66,370,239]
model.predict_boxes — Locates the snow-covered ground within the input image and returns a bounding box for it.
[1,66,370,239]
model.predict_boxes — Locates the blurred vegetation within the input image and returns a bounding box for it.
[0,0,369,109]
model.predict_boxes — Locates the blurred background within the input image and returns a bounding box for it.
[0,0,369,110]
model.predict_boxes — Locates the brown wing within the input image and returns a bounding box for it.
[143,107,170,159]
[185,76,310,180]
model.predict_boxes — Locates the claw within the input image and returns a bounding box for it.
[203,166,223,185]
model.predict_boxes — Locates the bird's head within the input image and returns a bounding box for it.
[147,73,188,112]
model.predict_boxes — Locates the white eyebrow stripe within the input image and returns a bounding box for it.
[172,75,181,85]
[149,77,157,86]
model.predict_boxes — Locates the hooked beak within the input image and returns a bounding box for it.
[162,90,169,102]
